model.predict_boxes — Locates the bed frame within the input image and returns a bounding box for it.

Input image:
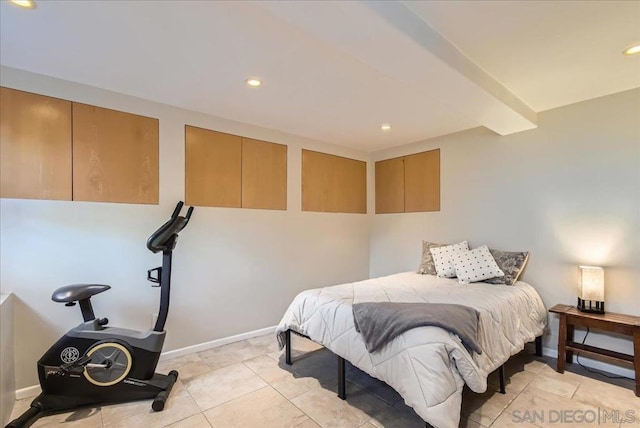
[284,329,542,409]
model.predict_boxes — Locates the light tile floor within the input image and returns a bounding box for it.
[9,334,639,427]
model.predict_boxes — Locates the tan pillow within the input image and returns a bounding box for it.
[483,249,530,286]
[418,241,445,275]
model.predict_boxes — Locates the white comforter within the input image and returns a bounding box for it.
[276,272,547,428]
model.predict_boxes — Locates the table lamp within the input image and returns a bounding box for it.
[577,266,605,314]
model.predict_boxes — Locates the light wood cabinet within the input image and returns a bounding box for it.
[1,88,159,205]
[185,126,242,208]
[404,149,440,212]
[375,148,440,213]
[0,87,72,200]
[302,149,366,214]
[375,157,404,213]
[242,138,287,210]
[72,103,159,204]
[185,126,288,210]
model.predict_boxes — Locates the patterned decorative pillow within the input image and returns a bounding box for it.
[452,245,505,284]
[418,241,446,275]
[429,241,469,278]
[484,249,530,286]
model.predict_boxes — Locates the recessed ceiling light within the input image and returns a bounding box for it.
[9,0,36,9]
[623,43,640,56]
[380,123,392,131]
[246,78,262,87]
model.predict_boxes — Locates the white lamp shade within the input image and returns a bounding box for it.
[578,266,604,301]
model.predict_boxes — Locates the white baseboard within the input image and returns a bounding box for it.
[15,325,278,400]
[15,385,40,401]
[159,325,277,361]
[541,346,635,379]
[16,330,634,400]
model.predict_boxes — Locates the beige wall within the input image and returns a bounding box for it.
[0,66,371,389]
[370,89,640,369]
[2,65,638,390]
[1,294,15,425]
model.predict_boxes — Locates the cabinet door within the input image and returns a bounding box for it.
[72,103,159,204]
[404,149,440,212]
[0,87,72,200]
[241,138,287,210]
[302,149,366,214]
[185,126,241,208]
[375,157,404,213]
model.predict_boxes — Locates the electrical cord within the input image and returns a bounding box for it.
[575,327,632,380]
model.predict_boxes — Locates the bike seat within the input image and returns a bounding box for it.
[52,284,111,303]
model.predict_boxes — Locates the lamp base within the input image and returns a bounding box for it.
[577,297,605,314]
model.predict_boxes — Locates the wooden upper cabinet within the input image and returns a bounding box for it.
[375,149,440,214]
[1,89,159,204]
[302,149,366,214]
[241,138,287,210]
[404,149,440,212]
[185,126,241,208]
[0,87,72,200]
[375,157,404,214]
[72,103,159,204]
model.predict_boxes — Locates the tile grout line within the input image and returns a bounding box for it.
[470,365,535,427]
[166,379,205,428]
[499,366,537,416]
[36,340,631,428]
[200,383,272,414]
[266,371,326,428]
[265,341,395,428]
[569,381,580,400]
[180,342,278,415]
[205,340,409,428]
[273,346,376,427]
[241,357,288,386]
[487,365,542,427]
[492,365,576,428]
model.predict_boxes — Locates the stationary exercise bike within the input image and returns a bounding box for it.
[6,202,194,428]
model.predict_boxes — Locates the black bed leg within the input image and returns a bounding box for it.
[285,329,292,366]
[535,336,542,357]
[337,355,346,400]
[498,365,506,394]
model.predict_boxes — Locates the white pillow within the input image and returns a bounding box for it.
[452,245,505,284]
[429,241,469,278]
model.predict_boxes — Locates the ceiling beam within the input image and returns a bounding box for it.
[258,0,537,136]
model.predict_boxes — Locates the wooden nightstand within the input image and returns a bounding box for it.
[549,304,640,397]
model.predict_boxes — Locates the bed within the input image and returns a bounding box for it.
[276,272,547,428]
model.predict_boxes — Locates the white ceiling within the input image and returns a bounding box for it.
[1,1,638,152]
[405,0,640,112]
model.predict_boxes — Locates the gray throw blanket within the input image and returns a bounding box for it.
[352,302,482,354]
